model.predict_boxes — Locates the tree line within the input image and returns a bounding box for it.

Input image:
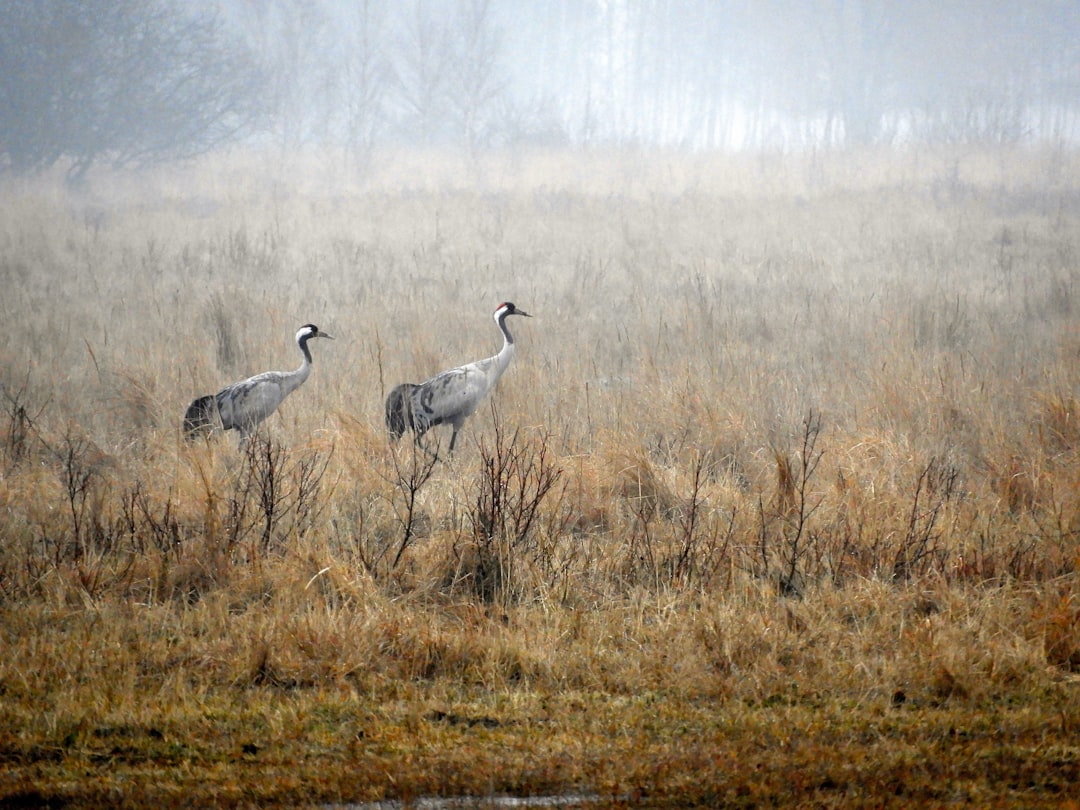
[2,0,1078,182]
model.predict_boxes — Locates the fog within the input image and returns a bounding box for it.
[2,0,1079,183]
[196,0,1080,151]
[215,0,1080,149]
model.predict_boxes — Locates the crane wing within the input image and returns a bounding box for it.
[413,365,490,427]
[215,371,289,431]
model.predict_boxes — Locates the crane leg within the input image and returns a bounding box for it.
[408,427,439,460]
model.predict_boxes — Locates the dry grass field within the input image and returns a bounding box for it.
[1,145,1079,808]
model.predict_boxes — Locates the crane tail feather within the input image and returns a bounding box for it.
[385,383,418,441]
[183,394,219,440]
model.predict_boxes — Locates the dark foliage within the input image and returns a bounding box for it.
[0,0,268,184]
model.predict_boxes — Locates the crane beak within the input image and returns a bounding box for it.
[319,331,336,340]
[518,310,532,318]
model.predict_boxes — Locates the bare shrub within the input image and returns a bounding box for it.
[57,431,112,560]
[459,411,565,604]
[0,373,47,470]
[374,442,439,577]
[891,457,961,582]
[179,435,333,586]
[668,449,738,588]
[756,411,825,597]
[238,434,332,557]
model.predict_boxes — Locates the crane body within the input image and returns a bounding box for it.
[184,323,333,442]
[387,302,529,455]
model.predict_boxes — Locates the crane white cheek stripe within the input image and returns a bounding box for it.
[385,302,530,457]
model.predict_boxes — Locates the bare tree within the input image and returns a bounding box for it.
[815,0,897,146]
[393,0,454,143]
[249,0,336,151]
[0,0,267,183]
[341,0,393,169]
[447,0,506,152]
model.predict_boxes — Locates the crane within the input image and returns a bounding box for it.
[183,323,334,443]
[386,301,530,456]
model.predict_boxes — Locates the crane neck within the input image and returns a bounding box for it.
[496,310,516,346]
[283,333,314,394]
[486,311,517,382]
[298,333,315,366]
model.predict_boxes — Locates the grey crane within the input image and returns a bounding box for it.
[386,301,530,455]
[183,323,334,442]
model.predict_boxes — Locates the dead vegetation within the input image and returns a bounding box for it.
[0,146,1079,807]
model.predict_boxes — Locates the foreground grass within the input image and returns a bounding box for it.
[1,585,1079,808]
[1,145,1079,806]
[3,691,1079,808]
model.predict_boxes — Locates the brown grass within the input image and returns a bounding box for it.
[1,145,1079,807]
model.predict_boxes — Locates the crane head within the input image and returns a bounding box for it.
[298,323,335,341]
[495,302,531,319]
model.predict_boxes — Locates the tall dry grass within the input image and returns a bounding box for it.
[0,145,1078,804]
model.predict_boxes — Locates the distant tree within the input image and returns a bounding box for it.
[244,0,334,151]
[392,0,454,144]
[446,0,506,152]
[815,0,897,146]
[892,1,1077,146]
[0,0,267,184]
[340,0,393,168]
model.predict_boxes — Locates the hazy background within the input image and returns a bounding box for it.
[3,0,1079,186]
